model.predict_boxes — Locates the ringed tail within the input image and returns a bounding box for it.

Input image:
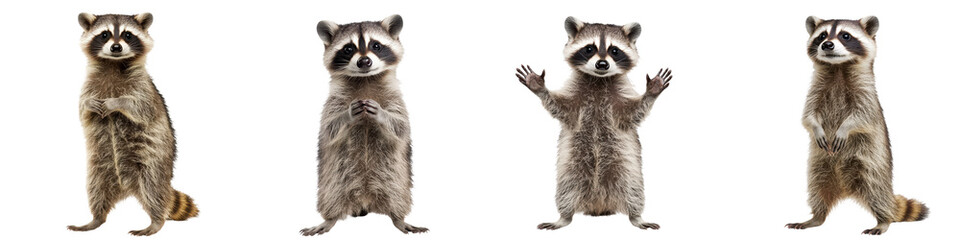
[168,189,199,221]
[894,194,929,222]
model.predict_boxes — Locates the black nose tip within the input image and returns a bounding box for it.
[110,44,122,53]
[595,60,610,70]
[821,41,834,51]
[357,56,372,68]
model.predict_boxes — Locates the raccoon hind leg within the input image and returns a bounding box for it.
[68,135,124,232]
[787,157,843,230]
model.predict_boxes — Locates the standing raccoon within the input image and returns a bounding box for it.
[300,15,427,236]
[515,17,671,230]
[67,13,197,236]
[786,16,928,235]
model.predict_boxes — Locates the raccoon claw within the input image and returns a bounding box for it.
[516,64,545,93]
[635,222,660,230]
[646,68,672,95]
[350,100,366,116]
[537,223,561,230]
[785,223,811,229]
[831,137,846,154]
[816,136,829,152]
[84,99,106,116]
[862,228,883,235]
[128,227,160,236]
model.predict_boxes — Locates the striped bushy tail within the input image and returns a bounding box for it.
[168,189,199,221]
[894,195,929,222]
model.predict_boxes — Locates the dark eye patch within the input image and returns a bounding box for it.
[332,43,357,69]
[568,44,597,66]
[808,31,829,58]
[838,31,865,56]
[608,46,632,69]
[368,39,397,64]
[88,31,112,56]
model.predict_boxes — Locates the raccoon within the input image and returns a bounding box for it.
[67,13,197,236]
[785,16,928,235]
[515,16,671,230]
[300,14,427,236]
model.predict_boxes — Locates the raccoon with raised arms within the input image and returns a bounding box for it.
[300,15,427,236]
[785,16,928,235]
[515,16,671,231]
[67,13,197,236]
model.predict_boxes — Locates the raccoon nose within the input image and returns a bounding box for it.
[821,41,835,51]
[595,60,610,70]
[357,56,372,68]
[110,44,123,53]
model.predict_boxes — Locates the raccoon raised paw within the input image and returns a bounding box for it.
[645,68,672,96]
[516,64,546,93]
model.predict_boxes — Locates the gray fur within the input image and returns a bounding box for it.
[301,15,426,236]
[787,16,928,235]
[517,17,671,231]
[67,12,197,237]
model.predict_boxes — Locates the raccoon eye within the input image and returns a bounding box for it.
[841,33,851,40]
[99,31,110,39]
[610,47,620,56]
[585,46,594,53]
[122,32,133,40]
[342,46,355,54]
[372,42,382,51]
[818,32,827,40]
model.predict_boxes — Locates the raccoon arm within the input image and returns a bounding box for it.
[836,113,873,138]
[103,96,157,124]
[379,106,411,137]
[536,91,573,122]
[630,93,661,124]
[802,114,827,138]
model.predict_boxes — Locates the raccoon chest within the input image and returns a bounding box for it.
[340,122,398,186]
[814,86,856,131]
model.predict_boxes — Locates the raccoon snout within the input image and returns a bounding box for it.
[110,44,123,53]
[357,56,372,68]
[595,60,610,70]
[821,41,834,51]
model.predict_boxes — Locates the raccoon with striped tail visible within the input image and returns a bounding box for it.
[785,16,928,235]
[516,16,671,231]
[300,15,427,236]
[67,13,198,236]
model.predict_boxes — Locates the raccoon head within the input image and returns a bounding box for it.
[563,17,641,78]
[806,16,879,65]
[316,15,404,77]
[78,13,154,62]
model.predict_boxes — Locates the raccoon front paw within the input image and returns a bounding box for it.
[815,136,829,152]
[515,64,546,93]
[83,98,105,116]
[645,68,672,96]
[350,99,384,120]
[830,136,847,155]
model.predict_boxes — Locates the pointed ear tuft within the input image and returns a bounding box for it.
[316,20,339,45]
[565,16,584,39]
[860,16,879,37]
[805,16,822,35]
[381,14,403,39]
[78,13,96,30]
[134,12,153,30]
[623,22,641,42]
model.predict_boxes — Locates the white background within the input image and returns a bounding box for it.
[1,0,956,239]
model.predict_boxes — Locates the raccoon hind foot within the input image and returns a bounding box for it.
[66,219,105,232]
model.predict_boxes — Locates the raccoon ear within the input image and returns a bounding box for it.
[134,13,153,30]
[565,16,584,39]
[381,14,403,39]
[623,22,641,42]
[860,16,879,37]
[806,16,822,35]
[316,20,339,45]
[78,13,96,31]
